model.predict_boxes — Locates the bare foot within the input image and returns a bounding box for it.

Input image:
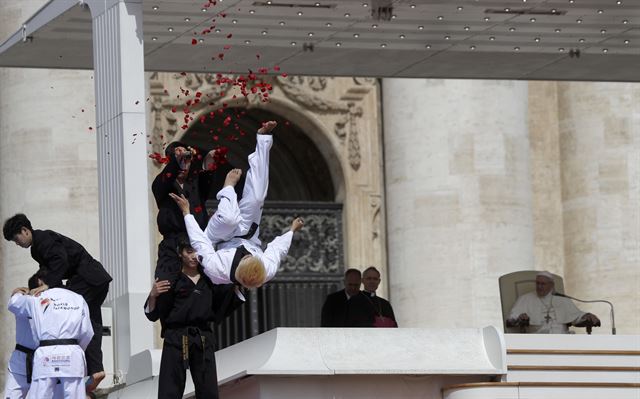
[257,121,277,135]
[224,168,242,187]
[86,371,105,392]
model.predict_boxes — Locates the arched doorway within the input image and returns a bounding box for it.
[181,107,345,348]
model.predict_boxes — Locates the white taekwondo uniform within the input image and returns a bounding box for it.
[8,287,93,399]
[4,295,38,399]
[186,133,294,285]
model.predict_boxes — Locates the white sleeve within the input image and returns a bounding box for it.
[78,301,94,350]
[8,293,32,319]
[184,214,233,284]
[508,295,527,321]
[261,231,293,282]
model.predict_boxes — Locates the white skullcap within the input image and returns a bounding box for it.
[536,271,555,281]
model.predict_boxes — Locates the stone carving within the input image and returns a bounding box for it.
[276,76,348,113]
[259,206,343,275]
[347,103,363,171]
[275,76,365,171]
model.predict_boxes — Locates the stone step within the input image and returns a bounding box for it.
[443,381,640,399]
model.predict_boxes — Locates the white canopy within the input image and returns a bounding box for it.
[1,0,639,81]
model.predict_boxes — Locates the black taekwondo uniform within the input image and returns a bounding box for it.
[144,270,244,399]
[30,229,112,376]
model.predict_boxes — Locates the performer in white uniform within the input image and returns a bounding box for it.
[171,121,304,288]
[507,271,600,334]
[8,273,93,399]
[4,286,38,399]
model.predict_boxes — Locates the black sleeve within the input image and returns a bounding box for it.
[33,234,70,288]
[320,296,332,327]
[151,156,181,206]
[144,291,174,322]
[211,284,244,324]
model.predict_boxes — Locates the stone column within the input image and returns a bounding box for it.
[382,79,534,328]
[86,0,154,372]
[557,82,640,334]
[0,0,98,386]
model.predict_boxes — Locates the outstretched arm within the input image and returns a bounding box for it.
[261,217,304,282]
[171,193,232,283]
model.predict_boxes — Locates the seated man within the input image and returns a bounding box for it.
[4,284,38,399]
[8,271,93,398]
[144,236,244,399]
[171,121,304,289]
[507,271,600,334]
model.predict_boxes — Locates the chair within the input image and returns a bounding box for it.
[498,270,565,333]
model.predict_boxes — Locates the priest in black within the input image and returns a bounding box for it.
[3,213,113,391]
[144,236,244,399]
[359,266,398,327]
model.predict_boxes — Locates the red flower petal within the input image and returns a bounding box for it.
[192,39,198,45]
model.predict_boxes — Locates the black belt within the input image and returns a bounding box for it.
[15,344,35,384]
[40,339,79,346]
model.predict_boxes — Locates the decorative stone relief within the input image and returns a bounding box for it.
[275,76,369,172]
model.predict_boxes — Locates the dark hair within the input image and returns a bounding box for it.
[344,268,362,279]
[176,234,193,254]
[363,266,380,277]
[3,214,32,241]
[164,141,187,157]
[28,269,47,290]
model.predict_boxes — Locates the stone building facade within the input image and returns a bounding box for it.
[0,0,638,387]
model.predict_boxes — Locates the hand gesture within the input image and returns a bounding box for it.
[257,121,277,135]
[290,217,304,233]
[11,287,29,296]
[517,313,530,324]
[150,278,171,298]
[30,283,49,297]
[169,193,190,215]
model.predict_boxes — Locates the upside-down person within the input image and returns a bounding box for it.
[170,121,304,289]
[8,270,93,399]
[144,236,245,399]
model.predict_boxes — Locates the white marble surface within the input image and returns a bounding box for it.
[382,79,534,329]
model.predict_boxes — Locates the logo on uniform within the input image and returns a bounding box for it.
[40,298,51,313]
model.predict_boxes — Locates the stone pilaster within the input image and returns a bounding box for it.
[557,82,640,334]
[382,79,534,328]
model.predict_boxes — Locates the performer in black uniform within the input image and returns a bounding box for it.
[3,213,112,392]
[152,142,235,282]
[144,236,244,399]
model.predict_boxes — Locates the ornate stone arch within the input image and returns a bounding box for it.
[147,72,388,295]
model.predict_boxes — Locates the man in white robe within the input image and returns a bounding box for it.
[171,121,304,288]
[4,286,38,399]
[8,272,93,399]
[507,271,600,334]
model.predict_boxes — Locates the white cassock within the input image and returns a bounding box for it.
[8,288,94,399]
[509,291,585,334]
[186,133,293,284]
[4,298,38,399]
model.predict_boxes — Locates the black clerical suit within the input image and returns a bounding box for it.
[321,289,349,327]
[152,149,214,281]
[145,271,244,399]
[30,229,112,376]
[358,291,398,327]
[320,289,371,327]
